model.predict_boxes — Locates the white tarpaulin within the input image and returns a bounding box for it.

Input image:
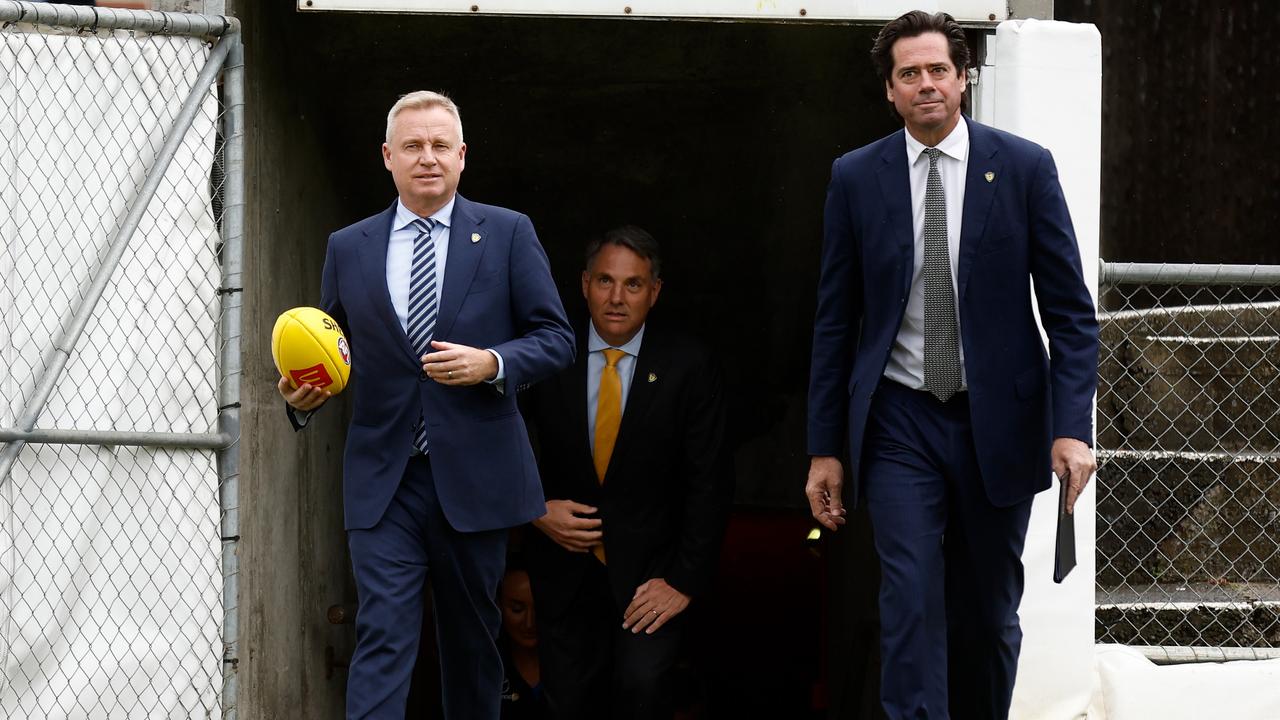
[0,30,222,719]
[991,19,1102,720]
[1090,645,1280,720]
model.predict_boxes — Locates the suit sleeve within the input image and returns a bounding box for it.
[286,235,346,432]
[489,214,576,390]
[665,349,733,599]
[1027,149,1100,445]
[807,158,863,456]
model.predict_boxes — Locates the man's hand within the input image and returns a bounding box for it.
[532,500,603,553]
[423,340,498,386]
[806,455,847,531]
[277,376,330,412]
[1053,437,1097,515]
[622,578,690,635]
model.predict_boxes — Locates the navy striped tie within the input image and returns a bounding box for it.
[408,217,437,453]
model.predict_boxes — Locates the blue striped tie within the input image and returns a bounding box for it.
[408,217,437,453]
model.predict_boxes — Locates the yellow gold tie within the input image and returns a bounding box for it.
[592,348,625,564]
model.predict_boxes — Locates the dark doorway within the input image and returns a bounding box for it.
[271,7,896,717]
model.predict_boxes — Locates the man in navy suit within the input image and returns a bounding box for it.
[279,90,574,720]
[523,227,732,719]
[805,12,1099,719]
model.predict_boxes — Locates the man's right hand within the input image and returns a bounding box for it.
[533,500,604,553]
[806,455,847,532]
[277,376,330,412]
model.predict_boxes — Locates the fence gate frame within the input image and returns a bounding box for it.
[0,1,243,716]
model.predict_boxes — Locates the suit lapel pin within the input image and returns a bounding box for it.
[984,171,995,183]
[470,232,481,243]
[647,372,657,383]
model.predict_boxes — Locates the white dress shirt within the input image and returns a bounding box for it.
[883,116,970,390]
[586,322,644,449]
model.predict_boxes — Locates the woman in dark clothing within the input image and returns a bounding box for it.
[500,558,549,719]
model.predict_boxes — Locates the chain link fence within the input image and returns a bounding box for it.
[0,2,242,718]
[1096,262,1280,661]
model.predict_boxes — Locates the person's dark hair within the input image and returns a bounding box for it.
[584,225,662,279]
[498,551,528,597]
[870,10,970,86]
[504,551,527,575]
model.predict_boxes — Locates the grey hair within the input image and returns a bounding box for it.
[385,90,464,144]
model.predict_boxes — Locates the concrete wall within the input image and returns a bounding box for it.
[227,2,357,718]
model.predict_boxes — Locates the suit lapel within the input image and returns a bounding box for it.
[957,120,1002,300]
[357,202,418,361]
[434,194,485,340]
[605,330,666,481]
[876,130,916,295]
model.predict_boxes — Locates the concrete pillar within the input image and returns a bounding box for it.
[224,2,357,718]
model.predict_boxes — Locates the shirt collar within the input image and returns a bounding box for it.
[905,114,970,166]
[394,195,456,233]
[587,321,645,357]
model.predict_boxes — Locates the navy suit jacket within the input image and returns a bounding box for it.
[523,325,733,617]
[317,194,574,531]
[807,119,1099,508]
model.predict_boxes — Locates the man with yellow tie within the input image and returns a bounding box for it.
[523,225,733,719]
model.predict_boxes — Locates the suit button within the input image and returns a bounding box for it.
[419,371,427,382]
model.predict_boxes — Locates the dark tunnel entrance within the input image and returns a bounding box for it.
[247,6,898,717]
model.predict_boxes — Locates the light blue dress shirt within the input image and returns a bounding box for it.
[386,196,504,383]
[586,322,645,449]
[387,196,453,333]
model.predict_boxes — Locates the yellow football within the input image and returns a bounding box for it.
[271,307,351,394]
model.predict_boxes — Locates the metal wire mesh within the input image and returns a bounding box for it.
[1,13,229,719]
[1096,269,1280,652]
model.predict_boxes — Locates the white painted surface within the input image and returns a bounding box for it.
[988,19,1103,720]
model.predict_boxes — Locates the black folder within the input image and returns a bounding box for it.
[1053,476,1077,583]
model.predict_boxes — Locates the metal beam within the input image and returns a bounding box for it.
[1100,261,1280,287]
[0,428,233,449]
[1139,645,1280,665]
[0,0,238,37]
[218,28,246,720]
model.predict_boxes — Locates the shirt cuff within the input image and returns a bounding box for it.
[289,406,313,430]
[486,349,506,394]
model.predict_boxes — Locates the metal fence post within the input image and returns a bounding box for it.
[219,27,245,720]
